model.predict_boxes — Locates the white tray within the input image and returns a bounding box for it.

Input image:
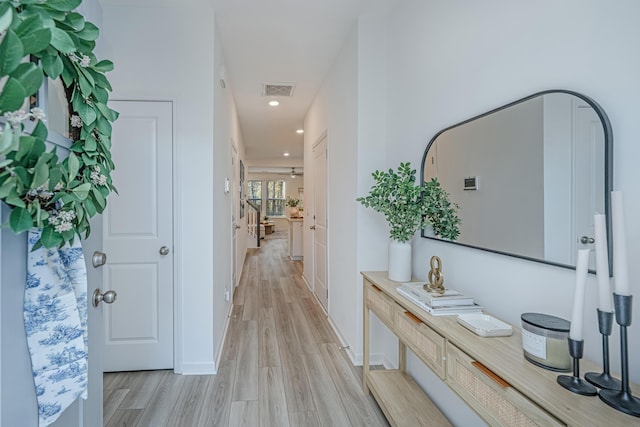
[457,313,513,337]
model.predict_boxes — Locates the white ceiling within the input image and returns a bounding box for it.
[211,0,374,163]
[98,0,374,163]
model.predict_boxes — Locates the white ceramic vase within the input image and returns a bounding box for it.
[388,239,412,282]
[289,207,299,217]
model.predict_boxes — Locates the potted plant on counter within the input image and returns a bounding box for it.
[357,162,460,282]
[286,197,301,217]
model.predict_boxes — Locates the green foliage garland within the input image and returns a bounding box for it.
[357,162,461,243]
[0,0,117,248]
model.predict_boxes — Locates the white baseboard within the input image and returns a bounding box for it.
[326,317,394,369]
[178,300,233,376]
[301,274,312,292]
[351,350,394,369]
[179,362,216,375]
[212,300,235,374]
[326,315,358,365]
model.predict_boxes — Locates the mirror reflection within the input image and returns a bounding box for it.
[421,90,612,271]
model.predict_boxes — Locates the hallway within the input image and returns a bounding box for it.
[103,237,388,426]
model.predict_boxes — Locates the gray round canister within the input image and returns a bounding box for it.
[521,313,571,372]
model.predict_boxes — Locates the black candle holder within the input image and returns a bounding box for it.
[585,309,622,390]
[599,294,640,417]
[557,338,598,396]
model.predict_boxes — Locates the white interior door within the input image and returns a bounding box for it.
[231,142,239,292]
[573,101,605,269]
[1,202,104,427]
[80,216,105,426]
[313,136,328,310]
[103,100,174,371]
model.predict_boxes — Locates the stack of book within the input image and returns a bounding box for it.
[396,282,482,316]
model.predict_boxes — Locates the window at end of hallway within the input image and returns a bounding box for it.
[247,180,262,214]
[266,180,285,216]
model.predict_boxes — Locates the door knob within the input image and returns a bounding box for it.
[92,251,107,268]
[92,289,117,307]
[235,224,241,229]
[159,246,170,255]
[580,236,595,244]
[310,225,316,230]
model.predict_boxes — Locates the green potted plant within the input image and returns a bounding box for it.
[286,196,301,217]
[357,162,460,281]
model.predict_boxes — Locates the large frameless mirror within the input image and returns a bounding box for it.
[421,90,613,272]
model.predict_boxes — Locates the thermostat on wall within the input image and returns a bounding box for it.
[464,176,478,191]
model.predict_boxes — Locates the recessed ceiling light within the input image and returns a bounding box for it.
[283,152,290,157]
[296,129,304,134]
[269,100,279,106]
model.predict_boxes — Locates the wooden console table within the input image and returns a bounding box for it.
[362,271,638,427]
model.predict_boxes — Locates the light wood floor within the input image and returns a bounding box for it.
[104,237,388,426]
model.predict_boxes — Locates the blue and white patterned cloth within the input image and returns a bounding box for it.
[24,229,88,427]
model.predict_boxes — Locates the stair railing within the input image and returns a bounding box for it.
[246,200,261,247]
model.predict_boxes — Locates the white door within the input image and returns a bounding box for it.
[80,217,105,426]
[573,101,605,269]
[0,205,104,427]
[231,142,239,292]
[103,100,174,371]
[312,136,328,309]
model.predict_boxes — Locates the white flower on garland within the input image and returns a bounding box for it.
[31,107,46,122]
[4,108,47,127]
[70,115,83,128]
[79,55,90,67]
[48,211,77,234]
[4,109,29,125]
[68,53,90,68]
[90,166,107,186]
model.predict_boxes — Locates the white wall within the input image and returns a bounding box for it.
[213,20,247,371]
[325,29,360,352]
[355,0,400,366]
[102,3,243,374]
[306,0,640,424]
[102,3,214,373]
[303,27,361,355]
[385,0,640,379]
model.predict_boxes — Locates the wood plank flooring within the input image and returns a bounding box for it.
[104,237,388,426]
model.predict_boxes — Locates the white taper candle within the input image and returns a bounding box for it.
[569,249,590,341]
[611,191,631,296]
[594,213,613,312]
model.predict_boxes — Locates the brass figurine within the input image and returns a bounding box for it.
[425,255,446,294]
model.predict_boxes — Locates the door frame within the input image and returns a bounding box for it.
[231,139,239,295]
[108,99,181,372]
[571,99,604,269]
[311,130,329,311]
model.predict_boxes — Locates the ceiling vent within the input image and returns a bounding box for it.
[263,83,295,97]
